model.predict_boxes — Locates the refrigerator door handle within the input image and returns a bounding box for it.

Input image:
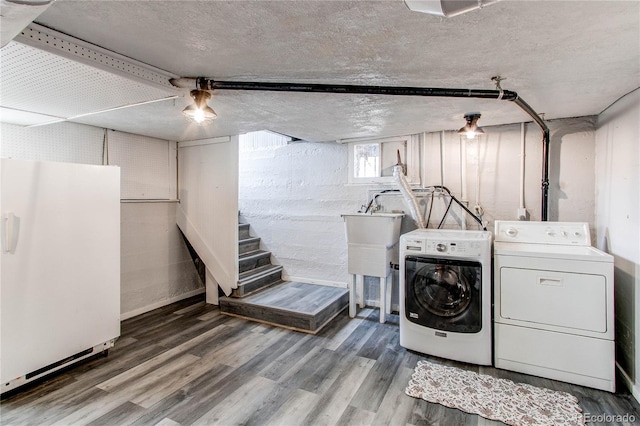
[4,212,16,253]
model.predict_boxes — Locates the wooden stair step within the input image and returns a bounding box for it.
[239,250,272,273]
[238,223,250,239]
[239,236,261,255]
[220,282,349,334]
[233,264,284,298]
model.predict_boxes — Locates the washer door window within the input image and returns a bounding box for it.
[405,256,482,333]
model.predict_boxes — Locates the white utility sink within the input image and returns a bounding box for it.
[341,212,405,324]
[341,212,405,247]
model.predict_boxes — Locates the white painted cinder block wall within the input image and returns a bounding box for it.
[239,116,597,307]
[595,88,640,401]
[0,122,203,319]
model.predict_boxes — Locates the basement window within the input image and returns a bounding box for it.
[346,135,419,185]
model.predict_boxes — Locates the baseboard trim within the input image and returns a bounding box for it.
[617,362,640,403]
[281,274,347,289]
[120,288,205,321]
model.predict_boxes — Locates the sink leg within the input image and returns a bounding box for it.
[385,272,392,318]
[356,274,364,308]
[379,276,386,323]
[348,274,356,318]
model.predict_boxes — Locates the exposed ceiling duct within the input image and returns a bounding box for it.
[0,0,54,47]
[404,0,499,17]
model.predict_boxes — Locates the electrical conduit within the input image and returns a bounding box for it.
[518,122,527,220]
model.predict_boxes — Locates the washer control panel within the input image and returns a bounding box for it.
[403,238,485,257]
[495,220,590,245]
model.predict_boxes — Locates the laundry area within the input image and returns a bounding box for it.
[1,1,639,425]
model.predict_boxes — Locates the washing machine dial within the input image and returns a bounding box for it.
[505,228,518,237]
[436,243,447,252]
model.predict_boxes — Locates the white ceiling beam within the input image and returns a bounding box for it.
[15,22,180,91]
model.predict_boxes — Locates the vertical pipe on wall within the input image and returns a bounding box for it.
[512,97,550,221]
[440,130,446,187]
[475,136,481,209]
[541,129,551,221]
[459,136,468,230]
[102,129,109,165]
[519,122,526,210]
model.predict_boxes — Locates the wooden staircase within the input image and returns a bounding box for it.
[219,223,349,334]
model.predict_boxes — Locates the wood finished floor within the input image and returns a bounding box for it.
[2,294,639,426]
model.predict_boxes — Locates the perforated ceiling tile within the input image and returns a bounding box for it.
[0,41,177,124]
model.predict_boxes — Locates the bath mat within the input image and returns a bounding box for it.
[405,360,584,426]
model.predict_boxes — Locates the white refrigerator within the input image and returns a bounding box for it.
[1,158,120,394]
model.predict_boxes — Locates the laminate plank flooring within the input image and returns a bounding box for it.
[2,294,639,426]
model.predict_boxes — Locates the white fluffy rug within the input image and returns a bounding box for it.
[406,360,584,426]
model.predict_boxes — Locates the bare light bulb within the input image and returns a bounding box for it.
[182,89,217,125]
[192,109,206,124]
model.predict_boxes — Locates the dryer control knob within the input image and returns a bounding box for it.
[505,228,518,237]
[436,243,447,252]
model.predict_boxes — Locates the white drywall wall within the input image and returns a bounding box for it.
[177,137,239,302]
[422,117,596,233]
[0,122,202,318]
[595,88,640,401]
[239,117,597,308]
[120,202,201,318]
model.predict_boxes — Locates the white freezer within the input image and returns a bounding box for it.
[1,158,121,393]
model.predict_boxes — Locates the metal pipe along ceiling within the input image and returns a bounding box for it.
[206,80,519,101]
[193,79,551,220]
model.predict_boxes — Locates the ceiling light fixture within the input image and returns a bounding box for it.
[458,112,485,139]
[182,88,217,125]
[404,0,500,17]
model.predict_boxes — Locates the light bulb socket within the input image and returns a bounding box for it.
[182,89,217,124]
[458,112,484,137]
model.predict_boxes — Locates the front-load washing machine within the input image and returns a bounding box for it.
[493,221,615,392]
[400,229,493,365]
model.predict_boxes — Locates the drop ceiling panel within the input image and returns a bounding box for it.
[0,41,177,126]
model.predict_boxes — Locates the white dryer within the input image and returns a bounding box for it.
[400,229,493,365]
[493,221,615,392]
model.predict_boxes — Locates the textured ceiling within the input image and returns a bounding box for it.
[1,0,639,142]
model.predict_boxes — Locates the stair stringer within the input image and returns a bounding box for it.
[176,205,237,301]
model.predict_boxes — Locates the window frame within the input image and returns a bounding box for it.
[346,135,420,185]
